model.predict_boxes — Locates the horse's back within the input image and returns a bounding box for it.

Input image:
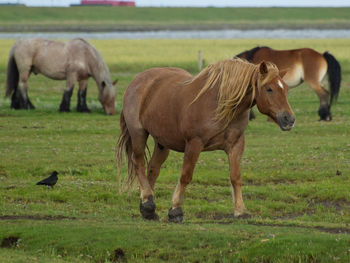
[124,67,191,106]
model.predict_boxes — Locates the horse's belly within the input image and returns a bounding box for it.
[147,127,186,152]
[33,56,67,80]
[40,69,66,80]
[32,64,66,80]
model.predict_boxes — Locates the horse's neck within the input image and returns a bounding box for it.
[86,47,109,87]
[90,64,108,89]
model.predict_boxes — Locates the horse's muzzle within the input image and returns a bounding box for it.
[277,112,295,131]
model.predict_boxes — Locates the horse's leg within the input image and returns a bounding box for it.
[10,88,21,109]
[147,141,170,190]
[308,81,331,121]
[14,71,34,110]
[131,130,158,220]
[59,75,76,112]
[169,138,203,223]
[227,134,250,218]
[77,79,91,113]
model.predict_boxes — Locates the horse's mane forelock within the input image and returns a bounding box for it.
[190,58,279,126]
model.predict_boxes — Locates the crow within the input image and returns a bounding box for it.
[36,171,58,187]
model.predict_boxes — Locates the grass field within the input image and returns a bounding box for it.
[0,38,350,262]
[0,6,350,31]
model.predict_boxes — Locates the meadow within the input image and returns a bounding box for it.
[0,6,349,31]
[0,38,350,262]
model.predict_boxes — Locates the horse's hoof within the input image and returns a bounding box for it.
[318,107,332,121]
[140,196,158,221]
[168,207,184,223]
[319,115,332,121]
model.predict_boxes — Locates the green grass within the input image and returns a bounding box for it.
[0,6,349,31]
[1,39,350,262]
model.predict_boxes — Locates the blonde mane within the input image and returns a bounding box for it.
[190,58,279,126]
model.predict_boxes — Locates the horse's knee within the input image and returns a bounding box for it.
[180,174,192,186]
[140,196,159,220]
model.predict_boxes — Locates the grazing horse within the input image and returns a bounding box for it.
[116,58,295,222]
[5,38,116,115]
[236,46,341,121]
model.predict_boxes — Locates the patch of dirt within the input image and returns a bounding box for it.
[245,178,298,186]
[195,212,350,234]
[1,236,19,248]
[22,126,45,129]
[308,199,349,212]
[4,185,16,190]
[274,212,307,220]
[202,196,221,203]
[248,222,350,235]
[110,248,126,262]
[0,215,76,221]
[196,212,235,221]
[270,178,297,185]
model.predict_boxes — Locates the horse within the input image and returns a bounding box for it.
[5,38,116,115]
[236,46,341,121]
[116,58,295,222]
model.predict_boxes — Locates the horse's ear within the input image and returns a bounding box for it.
[113,79,118,86]
[259,61,268,75]
[279,69,289,79]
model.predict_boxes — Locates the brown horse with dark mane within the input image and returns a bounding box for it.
[236,46,341,121]
[5,38,116,115]
[116,58,295,222]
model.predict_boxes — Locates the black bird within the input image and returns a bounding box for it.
[36,171,58,187]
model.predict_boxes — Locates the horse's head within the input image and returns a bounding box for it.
[255,61,295,131]
[99,79,117,115]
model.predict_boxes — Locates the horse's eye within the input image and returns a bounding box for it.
[266,87,273,93]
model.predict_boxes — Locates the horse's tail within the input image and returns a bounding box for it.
[116,110,136,191]
[323,52,341,105]
[5,47,19,98]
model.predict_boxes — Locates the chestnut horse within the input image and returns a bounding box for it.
[236,46,341,121]
[116,58,295,222]
[5,38,116,115]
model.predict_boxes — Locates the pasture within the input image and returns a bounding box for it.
[0,38,350,262]
[0,6,350,31]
